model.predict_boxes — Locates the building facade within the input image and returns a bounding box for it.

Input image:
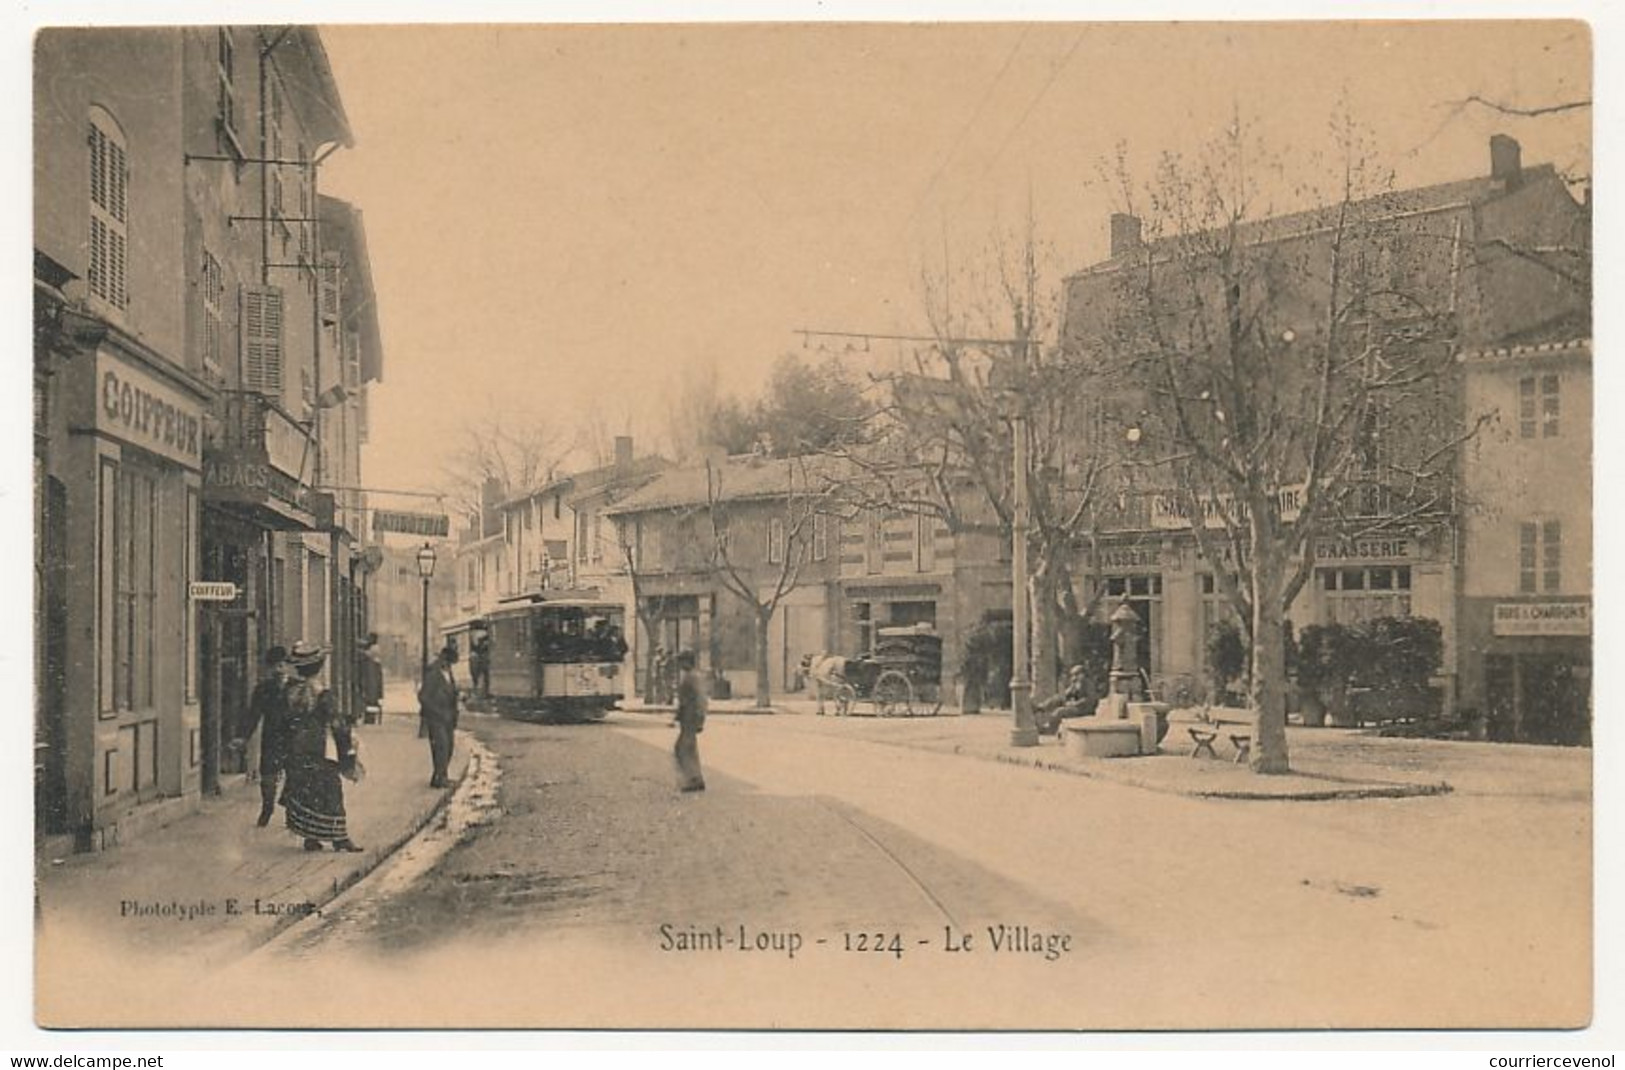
[1456,335,1591,743]
[1058,135,1590,717]
[33,27,378,849]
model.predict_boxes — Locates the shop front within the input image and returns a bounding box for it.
[53,331,210,847]
[1459,599,1591,745]
[200,390,321,774]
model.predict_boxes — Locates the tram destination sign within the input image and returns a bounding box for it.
[373,509,451,538]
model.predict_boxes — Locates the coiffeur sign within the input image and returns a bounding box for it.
[95,352,203,469]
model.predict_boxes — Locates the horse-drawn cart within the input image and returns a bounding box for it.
[824,625,945,717]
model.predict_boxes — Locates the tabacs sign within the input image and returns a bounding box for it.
[373,509,451,538]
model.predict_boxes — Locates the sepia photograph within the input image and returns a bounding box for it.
[24,14,1600,1034]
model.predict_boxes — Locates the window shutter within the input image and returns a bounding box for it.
[240,285,285,396]
[320,254,341,325]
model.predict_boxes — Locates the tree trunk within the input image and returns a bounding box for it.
[640,611,659,702]
[1248,535,1292,774]
[1030,546,1061,702]
[754,607,773,709]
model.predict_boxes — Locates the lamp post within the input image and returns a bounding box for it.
[417,541,438,674]
[993,350,1038,748]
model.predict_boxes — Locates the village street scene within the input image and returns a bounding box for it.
[28,21,1595,1033]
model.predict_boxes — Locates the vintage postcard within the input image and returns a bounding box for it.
[29,19,1593,1030]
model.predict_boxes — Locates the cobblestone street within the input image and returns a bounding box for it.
[251,709,1589,1031]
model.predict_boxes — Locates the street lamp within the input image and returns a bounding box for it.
[417,541,438,673]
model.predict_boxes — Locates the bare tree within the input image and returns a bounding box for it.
[701,457,836,708]
[438,397,569,520]
[836,215,1124,701]
[1090,117,1490,772]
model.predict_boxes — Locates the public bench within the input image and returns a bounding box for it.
[1186,707,1258,762]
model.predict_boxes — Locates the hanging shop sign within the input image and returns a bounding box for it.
[1492,602,1590,637]
[373,509,451,538]
[189,581,239,602]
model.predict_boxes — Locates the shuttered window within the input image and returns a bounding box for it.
[201,251,224,376]
[241,286,285,396]
[88,108,129,309]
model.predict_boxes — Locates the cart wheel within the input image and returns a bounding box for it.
[835,683,857,717]
[874,670,914,717]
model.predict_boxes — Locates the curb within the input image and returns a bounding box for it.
[988,749,1453,801]
[218,731,476,963]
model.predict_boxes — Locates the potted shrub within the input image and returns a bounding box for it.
[1358,616,1443,724]
[1296,623,1361,727]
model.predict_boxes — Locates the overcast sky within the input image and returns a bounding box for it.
[315,21,1591,493]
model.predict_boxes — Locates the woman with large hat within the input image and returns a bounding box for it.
[279,641,363,852]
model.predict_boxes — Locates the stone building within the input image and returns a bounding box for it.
[33,27,379,849]
[1058,135,1590,714]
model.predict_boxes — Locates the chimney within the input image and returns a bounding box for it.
[614,435,633,470]
[1490,134,1523,190]
[1110,212,1142,257]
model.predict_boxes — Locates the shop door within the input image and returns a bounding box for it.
[1484,654,1516,742]
[1519,654,1590,746]
[36,476,69,835]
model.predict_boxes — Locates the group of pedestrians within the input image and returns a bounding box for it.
[237,633,465,853]
[240,632,708,853]
[237,641,364,852]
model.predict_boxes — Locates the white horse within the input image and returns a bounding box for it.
[800,653,856,715]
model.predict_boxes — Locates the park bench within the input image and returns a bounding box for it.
[1186,707,1258,763]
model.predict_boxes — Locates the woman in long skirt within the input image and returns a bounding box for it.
[673,650,707,792]
[280,641,363,852]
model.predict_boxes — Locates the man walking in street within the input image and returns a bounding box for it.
[358,632,386,724]
[673,649,707,792]
[419,642,461,789]
[237,645,293,827]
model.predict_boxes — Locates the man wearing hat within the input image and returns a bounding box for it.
[236,645,293,827]
[279,641,363,852]
[419,642,461,789]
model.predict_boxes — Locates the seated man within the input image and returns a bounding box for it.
[1036,664,1097,735]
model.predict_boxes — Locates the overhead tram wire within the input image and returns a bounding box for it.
[899,26,1034,241]
[943,27,1090,219]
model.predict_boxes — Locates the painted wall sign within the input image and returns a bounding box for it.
[95,352,203,468]
[373,509,451,538]
[1492,602,1590,636]
[1150,484,1304,530]
[1093,546,1162,571]
[1313,537,1416,562]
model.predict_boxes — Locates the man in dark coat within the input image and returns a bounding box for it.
[673,650,707,792]
[358,632,385,723]
[238,645,293,827]
[419,643,461,788]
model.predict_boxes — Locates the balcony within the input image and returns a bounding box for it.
[201,390,321,530]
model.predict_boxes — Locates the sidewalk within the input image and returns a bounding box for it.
[35,710,470,973]
[697,700,1472,801]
